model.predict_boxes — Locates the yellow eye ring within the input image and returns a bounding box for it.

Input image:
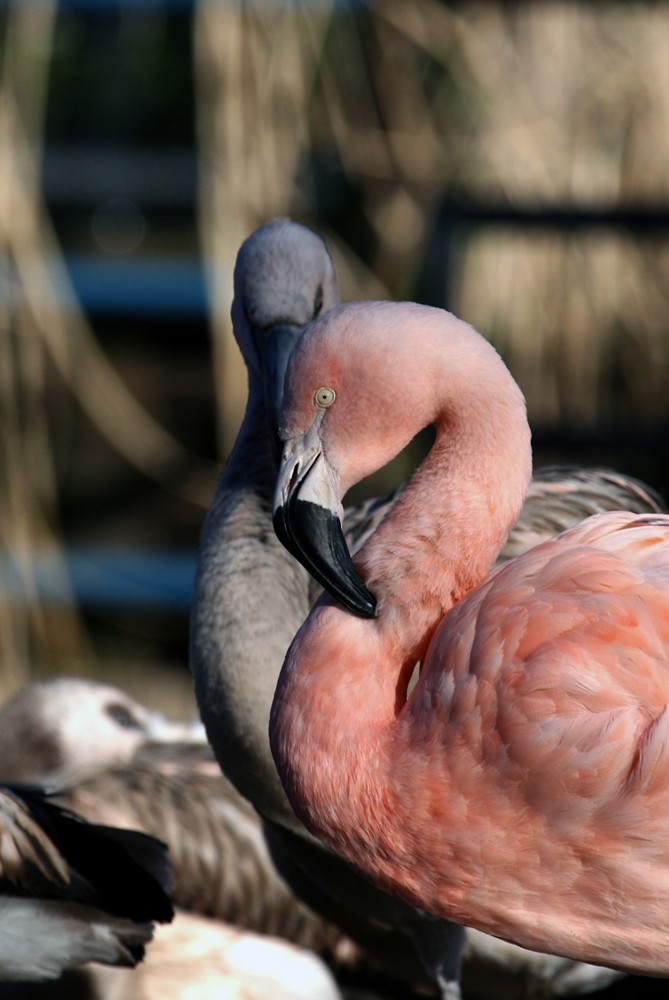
[315,387,336,408]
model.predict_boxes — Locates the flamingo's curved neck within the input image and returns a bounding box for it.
[272,378,532,857]
[355,400,532,669]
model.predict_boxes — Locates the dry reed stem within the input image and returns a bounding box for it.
[0,4,216,690]
[3,100,213,503]
[192,0,669,434]
[194,0,338,457]
[432,4,669,425]
[0,0,83,692]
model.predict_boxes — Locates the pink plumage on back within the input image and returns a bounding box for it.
[270,300,669,978]
[415,515,669,970]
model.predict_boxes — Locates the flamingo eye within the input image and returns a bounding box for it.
[314,387,336,408]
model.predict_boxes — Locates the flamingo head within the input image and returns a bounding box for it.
[272,301,453,619]
[272,300,531,619]
[273,407,378,619]
[231,219,339,455]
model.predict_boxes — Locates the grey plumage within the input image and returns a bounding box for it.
[54,742,350,959]
[0,679,355,968]
[499,465,665,562]
[0,783,172,982]
[191,219,448,994]
[343,469,665,573]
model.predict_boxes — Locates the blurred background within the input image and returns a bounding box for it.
[1,0,669,716]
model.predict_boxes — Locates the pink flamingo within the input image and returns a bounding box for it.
[271,299,669,976]
[191,221,669,999]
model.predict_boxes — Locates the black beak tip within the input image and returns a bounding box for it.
[273,500,378,620]
[357,590,378,620]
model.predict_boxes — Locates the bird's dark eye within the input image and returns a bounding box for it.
[313,285,323,319]
[106,702,143,731]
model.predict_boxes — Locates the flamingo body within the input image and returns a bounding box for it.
[397,513,669,967]
[271,300,669,976]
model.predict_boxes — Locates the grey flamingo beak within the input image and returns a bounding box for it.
[273,437,377,619]
[257,323,305,465]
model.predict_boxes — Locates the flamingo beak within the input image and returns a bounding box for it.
[258,323,305,465]
[273,434,377,619]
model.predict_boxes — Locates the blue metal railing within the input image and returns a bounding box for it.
[1,548,197,610]
[64,255,209,317]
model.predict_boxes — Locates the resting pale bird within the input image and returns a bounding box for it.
[270,299,669,977]
[190,219,668,998]
[0,677,203,785]
[0,680,355,999]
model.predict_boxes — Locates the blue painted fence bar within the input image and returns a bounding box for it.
[0,549,197,610]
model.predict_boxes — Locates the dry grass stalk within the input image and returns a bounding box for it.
[0,0,81,693]
[3,101,205,489]
[0,4,216,691]
[194,0,337,456]
[433,4,669,425]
